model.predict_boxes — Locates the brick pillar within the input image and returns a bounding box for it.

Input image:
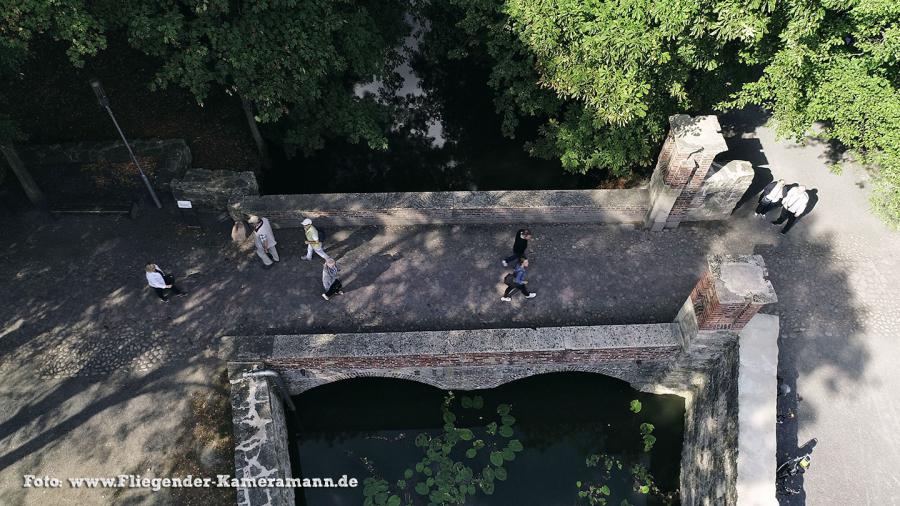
[688,255,777,331]
[644,115,729,231]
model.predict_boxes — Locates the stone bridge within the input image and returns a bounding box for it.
[226,254,780,506]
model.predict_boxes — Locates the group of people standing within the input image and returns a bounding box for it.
[755,179,811,234]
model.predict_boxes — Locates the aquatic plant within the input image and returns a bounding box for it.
[361,392,522,506]
[575,400,676,505]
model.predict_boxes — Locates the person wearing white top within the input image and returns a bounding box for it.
[248,215,280,268]
[756,179,786,216]
[773,185,810,234]
[145,263,186,302]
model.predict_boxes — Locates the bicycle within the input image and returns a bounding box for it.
[776,438,817,496]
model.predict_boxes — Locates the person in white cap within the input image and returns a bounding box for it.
[248,215,279,267]
[773,185,810,234]
[301,218,330,261]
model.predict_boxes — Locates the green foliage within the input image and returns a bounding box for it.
[423,0,762,176]
[118,0,410,154]
[721,0,900,228]
[639,423,656,452]
[361,392,523,505]
[0,0,107,66]
[577,401,675,505]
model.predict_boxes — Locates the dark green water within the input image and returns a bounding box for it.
[289,373,684,505]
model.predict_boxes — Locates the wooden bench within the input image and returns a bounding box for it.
[50,201,140,220]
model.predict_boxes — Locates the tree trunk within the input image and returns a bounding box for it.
[241,97,272,169]
[0,143,46,206]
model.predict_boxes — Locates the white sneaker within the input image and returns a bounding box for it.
[526,293,537,298]
[322,294,329,300]
[500,297,511,302]
[302,256,311,261]
[502,260,508,267]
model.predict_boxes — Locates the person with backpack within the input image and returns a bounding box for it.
[756,179,786,216]
[321,258,343,300]
[773,185,810,234]
[145,263,187,302]
[501,258,537,301]
[502,229,532,267]
[248,215,279,268]
[301,218,331,261]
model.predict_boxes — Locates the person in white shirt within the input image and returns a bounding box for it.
[145,263,186,302]
[248,215,280,268]
[773,185,810,234]
[756,179,786,216]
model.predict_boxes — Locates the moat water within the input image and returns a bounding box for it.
[288,373,684,505]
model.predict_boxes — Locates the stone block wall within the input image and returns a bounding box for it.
[228,189,650,227]
[172,169,259,211]
[228,363,295,506]
[18,139,191,190]
[678,341,740,505]
[685,161,755,221]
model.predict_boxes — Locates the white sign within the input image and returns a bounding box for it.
[177,200,193,209]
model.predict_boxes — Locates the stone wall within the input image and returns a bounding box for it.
[228,189,650,227]
[172,169,259,211]
[18,139,191,190]
[231,324,682,394]
[679,340,740,505]
[685,161,754,221]
[228,363,295,506]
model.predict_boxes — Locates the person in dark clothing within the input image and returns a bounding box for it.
[501,258,537,301]
[145,263,186,302]
[502,229,533,267]
[756,179,786,216]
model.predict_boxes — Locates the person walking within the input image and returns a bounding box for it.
[501,258,537,301]
[756,179,786,216]
[301,218,331,261]
[502,229,532,267]
[145,263,186,302]
[249,215,279,268]
[321,258,343,300]
[773,185,810,234]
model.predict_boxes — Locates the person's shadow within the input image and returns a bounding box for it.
[799,189,819,219]
[733,166,773,213]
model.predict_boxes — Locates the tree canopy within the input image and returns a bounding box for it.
[1,0,898,225]
[422,0,899,225]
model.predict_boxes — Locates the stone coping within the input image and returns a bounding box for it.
[233,189,649,212]
[229,324,681,360]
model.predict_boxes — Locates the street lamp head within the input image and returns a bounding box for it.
[89,78,110,107]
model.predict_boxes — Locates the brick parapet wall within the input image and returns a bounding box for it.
[230,189,650,227]
[687,255,777,331]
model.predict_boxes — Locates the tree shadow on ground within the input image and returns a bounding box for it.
[0,188,873,504]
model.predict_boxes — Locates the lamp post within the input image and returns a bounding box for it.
[89,78,162,208]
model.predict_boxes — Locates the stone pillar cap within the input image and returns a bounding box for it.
[669,114,729,154]
[708,254,778,305]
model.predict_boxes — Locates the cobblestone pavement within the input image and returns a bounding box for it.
[2,110,899,504]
